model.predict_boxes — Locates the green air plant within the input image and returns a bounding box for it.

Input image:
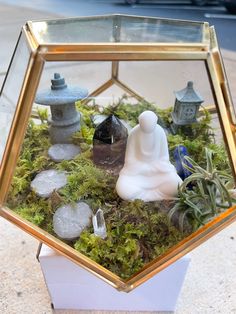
[168,148,234,232]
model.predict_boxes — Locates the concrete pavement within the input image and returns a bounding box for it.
[0,2,236,314]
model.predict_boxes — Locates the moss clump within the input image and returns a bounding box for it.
[74,101,96,146]
[7,120,55,207]
[13,191,56,234]
[103,100,161,127]
[58,156,118,208]
[75,200,184,279]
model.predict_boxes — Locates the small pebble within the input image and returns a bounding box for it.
[30,169,67,198]
[48,144,80,162]
[53,202,93,240]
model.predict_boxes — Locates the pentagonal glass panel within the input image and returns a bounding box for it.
[118,61,214,107]
[4,56,236,286]
[30,15,206,44]
[0,32,30,166]
[37,61,111,100]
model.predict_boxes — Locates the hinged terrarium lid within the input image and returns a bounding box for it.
[28,14,209,45]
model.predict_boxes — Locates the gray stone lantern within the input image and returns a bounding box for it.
[35,73,88,144]
[171,81,203,129]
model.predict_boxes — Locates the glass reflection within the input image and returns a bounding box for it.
[0,33,30,165]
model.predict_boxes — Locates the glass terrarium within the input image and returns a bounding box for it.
[0,14,236,292]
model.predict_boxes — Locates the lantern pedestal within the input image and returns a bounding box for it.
[38,244,190,311]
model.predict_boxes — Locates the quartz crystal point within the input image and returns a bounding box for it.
[92,208,107,239]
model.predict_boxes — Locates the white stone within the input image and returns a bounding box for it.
[116,111,182,202]
[48,144,80,162]
[53,202,93,240]
[30,169,67,198]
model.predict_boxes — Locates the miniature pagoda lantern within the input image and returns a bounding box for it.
[171,81,203,127]
[35,73,88,144]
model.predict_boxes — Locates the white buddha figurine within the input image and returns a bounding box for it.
[116,110,182,202]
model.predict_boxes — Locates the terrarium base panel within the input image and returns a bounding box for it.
[39,244,190,311]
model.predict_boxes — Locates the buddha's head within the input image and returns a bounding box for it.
[139,111,158,134]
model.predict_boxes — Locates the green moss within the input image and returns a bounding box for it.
[59,158,118,207]
[75,200,184,279]
[7,120,55,207]
[103,100,159,126]
[5,99,233,279]
[36,106,48,124]
[74,101,96,146]
[13,191,53,227]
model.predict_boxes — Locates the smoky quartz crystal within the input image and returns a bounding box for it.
[93,114,128,168]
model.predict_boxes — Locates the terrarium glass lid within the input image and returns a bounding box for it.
[29,14,208,44]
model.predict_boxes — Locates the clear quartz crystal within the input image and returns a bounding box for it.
[92,208,107,239]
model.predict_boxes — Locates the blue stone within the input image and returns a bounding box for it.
[173,145,192,180]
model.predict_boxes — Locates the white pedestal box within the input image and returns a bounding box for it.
[39,244,190,311]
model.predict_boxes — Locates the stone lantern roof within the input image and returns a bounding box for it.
[35,73,88,106]
[175,81,203,103]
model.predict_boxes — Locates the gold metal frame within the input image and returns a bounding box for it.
[0,14,236,292]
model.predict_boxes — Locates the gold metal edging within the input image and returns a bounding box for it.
[0,52,45,204]
[209,28,236,122]
[39,51,209,62]
[205,28,236,178]
[22,24,38,51]
[83,60,145,105]
[202,22,210,45]
[37,43,208,54]
[35,42,209,62]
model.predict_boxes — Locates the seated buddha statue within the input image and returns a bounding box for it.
[116,111,182,202]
